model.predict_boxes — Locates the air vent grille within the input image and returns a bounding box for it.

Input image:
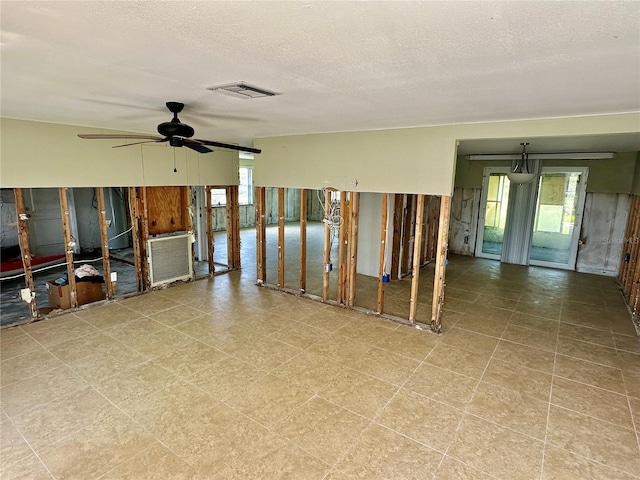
[206,82,281,99]
[147,234,193,287]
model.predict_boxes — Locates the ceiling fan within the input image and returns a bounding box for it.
[78,101,261,154]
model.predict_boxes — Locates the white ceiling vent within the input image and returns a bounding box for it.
[206,82,281,99]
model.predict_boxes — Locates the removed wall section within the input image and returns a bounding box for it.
[578,193,630,275]
[449,187,481,256]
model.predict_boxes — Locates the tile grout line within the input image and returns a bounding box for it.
[1,414,56,479]
[433,308,510,472]
[618,354,640,455]
[320,331,445,475]
[539,296,562,480]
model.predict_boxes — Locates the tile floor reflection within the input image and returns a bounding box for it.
[1,255,639,479]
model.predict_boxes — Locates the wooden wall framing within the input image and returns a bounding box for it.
[431,195,451,332]
[377,193,389,313]
[346,192,360,307]
[408,195,425,323]
[5,183,249,326]
[618,195,640,315]
[206,186,215,275]
[322,189,332,301]
[250,189,451,333]
[391,194,404,280]
[96,187,114,300]
[255,186,267,284]
[14,188,39,320]
[226,186,241,270]
[59,187,78,309]
[128,187,144,293]
[338,192,349,304]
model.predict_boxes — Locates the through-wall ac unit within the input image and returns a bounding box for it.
[147,234,193,287]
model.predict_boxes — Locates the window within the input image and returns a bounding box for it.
[209,166,253,206]
[210,188,226,206]
[238,167,252,205]
[484,174,510,228]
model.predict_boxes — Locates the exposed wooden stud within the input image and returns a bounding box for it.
[127,187,143,293]
[617,196,630,285]
[401,194,416,276]
[255,186,267,284]
[431,195,452,333]
[408,194,425,323]
[421,195,429,264]
[337,191,348,304]
[630,265,640,314]
[377,193,389,314]
[13,188,39,320]
[391,194,403,280]
[300,189,308,293]
[627,202,640,312]
[617,196,634,285]
[139,187,150,291]
[322,189,332,301]
[621,198,635,295]
[225,186,241,270]
[59,187,78,309]
[624,199,640,298]
[278,187,286,288]
[225,186,233,269]
[622,196,640,297]
[233,187,241,269]
[347,192,360,308]
[184,187,196,280]
[205,186,214,275]
[96,187,114,300]
[427,196,441,261]
[627,196,640,295]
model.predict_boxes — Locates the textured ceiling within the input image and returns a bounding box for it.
[1,1,639,152]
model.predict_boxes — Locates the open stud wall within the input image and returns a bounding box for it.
[254,187,452,332]
[618,195,640,329]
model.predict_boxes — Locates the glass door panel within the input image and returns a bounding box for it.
[479,173,511,258]
[529,169,586,269]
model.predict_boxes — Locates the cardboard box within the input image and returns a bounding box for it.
[46,281,104,310]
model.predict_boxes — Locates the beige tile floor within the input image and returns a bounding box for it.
[1,255,640,479]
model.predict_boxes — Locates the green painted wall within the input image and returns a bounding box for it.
[630,152,640,195]
[454,152,639,193]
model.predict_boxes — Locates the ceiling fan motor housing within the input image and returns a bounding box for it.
[157,121,194,138]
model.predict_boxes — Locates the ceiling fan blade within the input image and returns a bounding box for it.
[78,134,163,140]
[193,138,261,154]
[112,139,168,148]
[183,140,213,154]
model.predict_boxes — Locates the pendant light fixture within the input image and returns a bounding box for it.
[506,142,537,185]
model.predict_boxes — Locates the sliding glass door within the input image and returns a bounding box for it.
[476,166,588,270]
[529,167,587,269]
[476,168,511,260]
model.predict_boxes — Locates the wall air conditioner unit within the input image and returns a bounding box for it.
[147,234,193,287]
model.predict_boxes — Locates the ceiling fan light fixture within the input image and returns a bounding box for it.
[207,82,281,99]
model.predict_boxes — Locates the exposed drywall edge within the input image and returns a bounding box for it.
[0,118,239,187]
